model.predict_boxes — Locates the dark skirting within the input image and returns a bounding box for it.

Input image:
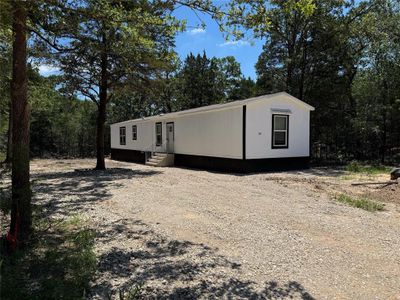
[174,153,310,173]
[110,148,310,173]
[110,148,146,163]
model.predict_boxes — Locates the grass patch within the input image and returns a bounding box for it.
[0,216,97,300]
[346,161,391,175]
[336,194,384,212]
[339,175,356,181]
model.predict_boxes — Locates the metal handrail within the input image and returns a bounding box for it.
[144,139,169,161]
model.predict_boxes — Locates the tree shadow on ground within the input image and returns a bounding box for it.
[1,167,161,300]
[31,168,161,217]
[92,218,315,299]
[4,164,315,299]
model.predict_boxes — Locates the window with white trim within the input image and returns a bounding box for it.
[155,122,162,146]
[132,125,137,140]
[119,127,126,145]
[272,114,288,148]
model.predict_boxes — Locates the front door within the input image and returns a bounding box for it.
[166,122,174,153]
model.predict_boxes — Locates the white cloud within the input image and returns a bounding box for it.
[38,64,60,76]
[187,28,206,35]
[217,40,250,48]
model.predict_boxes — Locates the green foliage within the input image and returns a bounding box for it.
[28,72,97,157]
[25,70,97,158]
[336,194,384,212]
[254,0,400,163]
[225,0,316,39]
[176,52,255,110]
[36,0,181,104]
[108,51,256,123]
[0,216,97,300]
[346,161,362,173]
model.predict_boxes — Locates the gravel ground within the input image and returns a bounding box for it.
[25,159,400,299]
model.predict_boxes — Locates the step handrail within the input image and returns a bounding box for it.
[143,139,169,161]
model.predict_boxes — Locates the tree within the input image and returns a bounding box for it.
[177,52,223,109]
[252,0,386,160]
[7,0,31,248]
[351,0,400,162]
[38,0,180,170]
[174,52,252,110]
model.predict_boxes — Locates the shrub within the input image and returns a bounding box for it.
[346,161,361,172]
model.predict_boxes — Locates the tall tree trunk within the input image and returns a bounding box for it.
[381,111,387,164]
[95,32,108,170]
[380,78,389,164]
[4,99,13,163]
[8,1,31,249]
[95,98,106,170]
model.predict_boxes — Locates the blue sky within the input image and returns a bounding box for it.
[38,5,264,79]
[173,6,264,79]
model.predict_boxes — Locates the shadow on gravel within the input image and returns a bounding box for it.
[32,168,161,217]
[26,166,314,299]
[92,218,315,300]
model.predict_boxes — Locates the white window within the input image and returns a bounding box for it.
[120,127,126,145]
[272,115,288,148]
[155,122,162,146]
[132,125,137,140]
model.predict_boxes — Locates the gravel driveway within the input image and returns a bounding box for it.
[30,159,400,299]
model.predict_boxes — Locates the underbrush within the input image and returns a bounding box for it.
[0,215,97,300]
[336,194,384,212]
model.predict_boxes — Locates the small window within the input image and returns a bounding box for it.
[272,114,288,148]
[132,125,137,140]
[155,122,162,146]
[119,127,126,145]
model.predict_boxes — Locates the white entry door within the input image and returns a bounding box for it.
[166,122,174,153]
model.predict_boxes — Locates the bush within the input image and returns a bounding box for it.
[346,161,361,172]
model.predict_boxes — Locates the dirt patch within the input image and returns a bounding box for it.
[364,183,400,205]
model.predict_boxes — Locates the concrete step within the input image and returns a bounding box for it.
[154,152,168,157]
[146,153,174,167]
[148,158,163,163]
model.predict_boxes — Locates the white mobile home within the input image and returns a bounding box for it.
[110,92,315,172]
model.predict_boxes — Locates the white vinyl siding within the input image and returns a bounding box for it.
[110,93,312,159]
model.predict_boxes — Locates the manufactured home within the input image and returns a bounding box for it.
[110,92,315,172]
